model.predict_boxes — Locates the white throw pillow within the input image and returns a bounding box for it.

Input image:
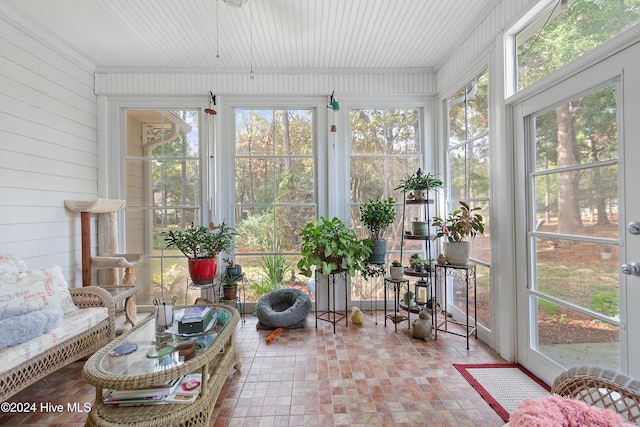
[0,254,28,276]
[0,266,78,314]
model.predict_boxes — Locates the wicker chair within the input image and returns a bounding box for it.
[551,366,640,424]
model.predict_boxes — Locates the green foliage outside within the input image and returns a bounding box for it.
[518,0,640,90]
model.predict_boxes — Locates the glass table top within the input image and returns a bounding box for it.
[96,305,233,377]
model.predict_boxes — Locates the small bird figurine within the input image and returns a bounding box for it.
[350,306,364,325]
[437,254,447,265]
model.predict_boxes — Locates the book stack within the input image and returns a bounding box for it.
[102,373,203,406]
[178,306,215,334]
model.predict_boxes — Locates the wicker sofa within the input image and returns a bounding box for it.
[0,254,116,402]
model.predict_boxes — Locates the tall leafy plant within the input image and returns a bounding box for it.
[359,197,396,240]
[297,217,372,277]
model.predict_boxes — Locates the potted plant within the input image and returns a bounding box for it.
[297,216,373,277]
[162,222,237,285]
[389,260,404,280]
[432,201,484,265]
[221,274,240,300]
[395,168,443,200]
[359,196,396,264]
[224,257,242,279]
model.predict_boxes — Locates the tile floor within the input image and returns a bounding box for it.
[1,310,507,426]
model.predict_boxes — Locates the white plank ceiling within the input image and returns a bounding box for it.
[0,0,499,72]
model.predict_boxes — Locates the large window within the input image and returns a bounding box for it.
[516,0,640,91]
[349,108,422,301]
[124,109,201,305]
[233,109,316,302]
[446,71,491,328]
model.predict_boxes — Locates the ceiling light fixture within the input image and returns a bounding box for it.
[223,0,249,7]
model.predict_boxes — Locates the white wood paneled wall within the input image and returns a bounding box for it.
[95,70,436,96]
[0,14,97,283]
[437,0,537,91]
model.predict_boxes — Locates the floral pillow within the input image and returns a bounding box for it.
[0,266,78,314]
[0,254,28,276]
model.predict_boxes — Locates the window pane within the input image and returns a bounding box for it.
[235,110,275,156]
[350,109,419,155]
[274,158,314,204]
[351,109,385,154]
[274,109,313,156]
[467,74,489,139]
[516,0,640,91]
[234,207,274,253]
[274,206,315,252]
[235,158,275,205]
[448,87,467,145]
[470,200,490,265]
[468,137,490,199]
[449,146,466,200]
[350,157,385,203]
[386,109,419,154]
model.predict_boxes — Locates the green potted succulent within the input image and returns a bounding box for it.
[389,260,404,280]
[162,222,237,285]
[224,257,242,279]
[297,216,373,277]
[359,197,396,264]
[395,168,443,200]
[432,201,484,265]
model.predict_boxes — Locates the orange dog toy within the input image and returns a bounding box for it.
[265,327,284,344]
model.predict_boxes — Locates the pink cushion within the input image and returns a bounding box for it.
[510,394,635,427]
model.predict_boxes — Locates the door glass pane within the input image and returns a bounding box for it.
[534,237,619,318]
[535,296,619,370]
[530,83,620,370]
[534,165,618,237]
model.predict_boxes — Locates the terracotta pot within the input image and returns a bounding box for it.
[223,284,238,301]
[188,258,217,285]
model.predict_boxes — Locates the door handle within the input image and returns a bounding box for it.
[628,221,640,235]
[621,262,640,276]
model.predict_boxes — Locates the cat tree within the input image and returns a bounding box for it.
[64,198,141,326]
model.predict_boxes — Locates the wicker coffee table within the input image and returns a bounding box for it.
[82,304,241,427]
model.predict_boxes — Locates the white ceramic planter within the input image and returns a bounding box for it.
[443,241,470,265]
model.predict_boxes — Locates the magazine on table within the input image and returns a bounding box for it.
[165,373,202,404]
[103,376,181,401]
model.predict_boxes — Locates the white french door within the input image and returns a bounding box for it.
[514,41,640,383]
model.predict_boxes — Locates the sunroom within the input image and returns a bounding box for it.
[1,1,640,423]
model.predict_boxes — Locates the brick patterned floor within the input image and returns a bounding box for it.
[1,311,507,426]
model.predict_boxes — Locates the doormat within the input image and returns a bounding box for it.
[453,363,551,422]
